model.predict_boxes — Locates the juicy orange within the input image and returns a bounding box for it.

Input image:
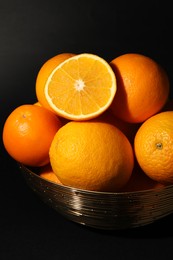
[134,111,173,184]
[2,104,62,167]
[109,53,170,123]
[49,120,134,192]
[44,53,117,120]
[36,53,75,112]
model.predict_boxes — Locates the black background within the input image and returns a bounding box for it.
[1,0,173,259]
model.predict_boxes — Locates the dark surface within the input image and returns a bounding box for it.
[1,1,173,259]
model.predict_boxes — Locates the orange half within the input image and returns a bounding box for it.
[44,53,117,120]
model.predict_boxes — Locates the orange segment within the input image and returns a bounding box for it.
[36,53,75,112]
[44,53,117,120]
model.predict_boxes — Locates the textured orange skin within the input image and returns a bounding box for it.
[49,120,134,192]
[98,109,141,144]
[110,53,170,123]
[134,111,173,184]
[3,104,62,167]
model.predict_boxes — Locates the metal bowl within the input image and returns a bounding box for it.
[19,163,173,230]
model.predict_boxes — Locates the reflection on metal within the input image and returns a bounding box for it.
[19,163,173,230]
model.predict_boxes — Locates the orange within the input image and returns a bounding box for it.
[109,53,170,123]
[120,162,165,192]
[2,104,62,167]
[98,109,140,144]
[134,111,173,184]
[39,164,62,184]
[34,101,41,106]
[44,53,117,120]
[36,53,75,112]
[34,100,69,126]
[49,120,134,192]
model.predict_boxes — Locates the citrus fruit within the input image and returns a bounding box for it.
[43,53,117,120]
[34,101,41,106]
[34,100,69,126]
[120,162,165,192]
[36,53,75,112]
[109,53,170,123]
[134,111,173,184]
[98,109,140,144]
[2,104,62,167]
[49,120,134,192]
[39,164,62,184]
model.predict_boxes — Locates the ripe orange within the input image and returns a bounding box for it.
[98,109,140,144]
[34,100,69,126]
[44,53,117,120]
[134,111,173,184]
[39,164,62,184]
[36,53,75,112]
[49,120,134,192]
[109,53,170,123]
[120,162,165,192]
[2,104,62,167]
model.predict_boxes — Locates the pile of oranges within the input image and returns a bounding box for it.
[2,52,173,192]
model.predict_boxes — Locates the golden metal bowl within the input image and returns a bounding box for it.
[19,163,173,230]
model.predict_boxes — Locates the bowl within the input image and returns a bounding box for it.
[19,163,173,230]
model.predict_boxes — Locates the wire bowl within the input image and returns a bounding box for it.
[19,163,173,230]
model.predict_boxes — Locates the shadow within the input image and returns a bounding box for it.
[83,214,173,238]
[109,62,130,121]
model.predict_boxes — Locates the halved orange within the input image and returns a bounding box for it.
[44,53,117,120]
[36,53,75,112]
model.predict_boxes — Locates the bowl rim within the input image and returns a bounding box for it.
[18,163,173,196]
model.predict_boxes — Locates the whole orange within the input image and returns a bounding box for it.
[110,53,170,123]
[98,109,140,144]
[2,104,62,167]
[134,111,173,184]
[34,100,70,126]
[49,120,134,192]
[36,52,75,112]
[39,163,62,184]
[120,162,165,192]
